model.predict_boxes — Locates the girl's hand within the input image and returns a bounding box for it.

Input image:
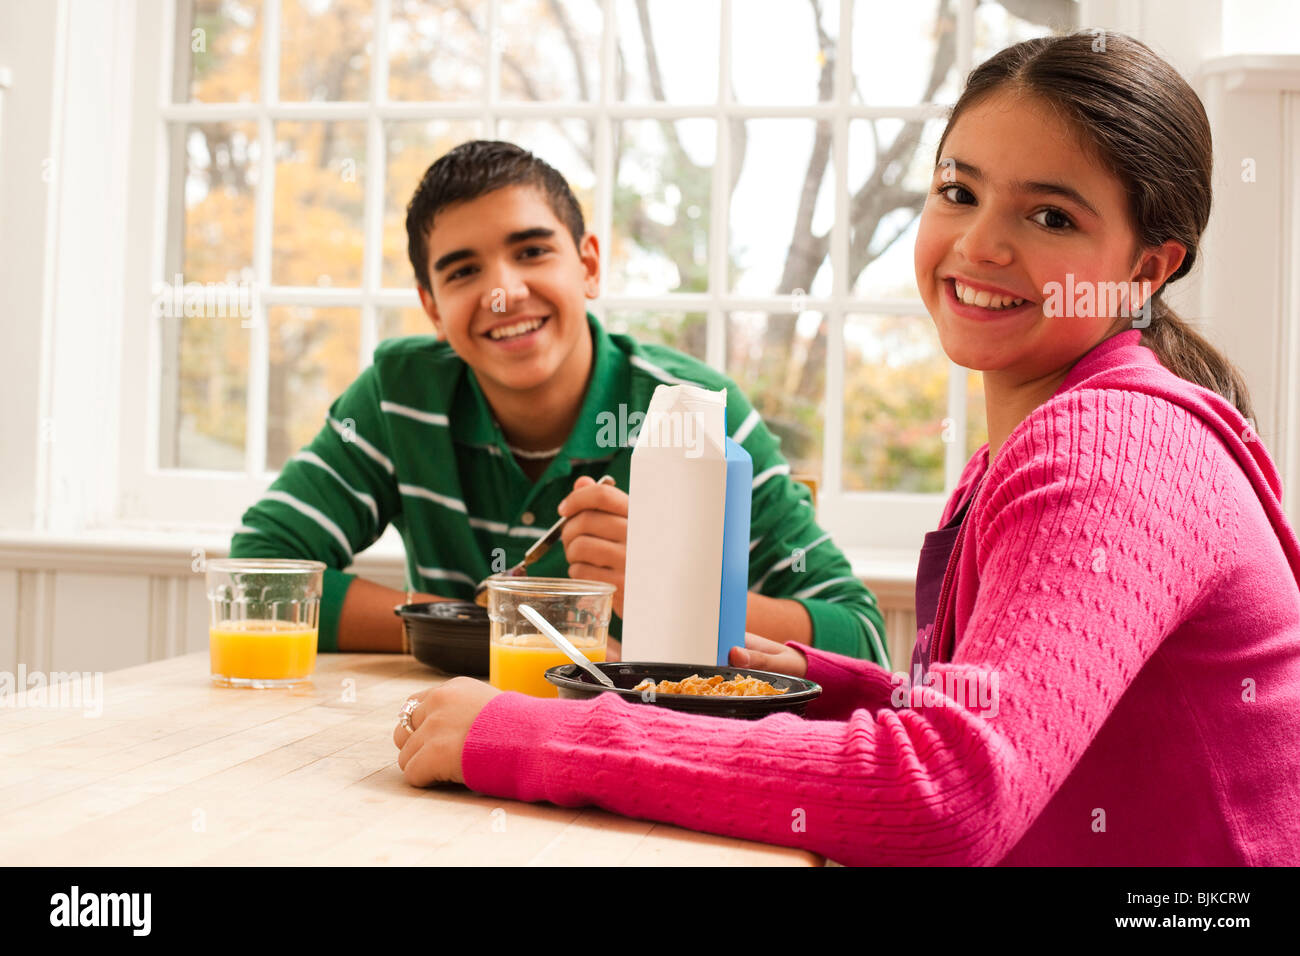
[558,476,629,618]
[728,633,809,678]
[393,677,503,787]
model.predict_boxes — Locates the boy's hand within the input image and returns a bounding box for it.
[728,633,809,678]
[557,475,629,618]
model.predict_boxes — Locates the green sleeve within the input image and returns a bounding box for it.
[316,570,356,653]
[229,365,400,653]
[722,385,890,667]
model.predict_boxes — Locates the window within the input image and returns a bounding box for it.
[127,0,1078,547]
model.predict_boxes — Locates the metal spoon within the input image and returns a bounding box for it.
[517,603,616,689]
[473,475,617,607]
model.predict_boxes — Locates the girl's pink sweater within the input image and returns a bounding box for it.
[461,331,1300,865]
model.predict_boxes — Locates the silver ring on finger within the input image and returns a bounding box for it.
[398,696,419,733]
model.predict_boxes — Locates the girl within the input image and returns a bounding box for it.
[391,32,1300,865]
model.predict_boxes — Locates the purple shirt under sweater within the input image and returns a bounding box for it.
[911,485,977,680]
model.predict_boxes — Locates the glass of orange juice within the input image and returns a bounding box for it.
[206,559,325,688]
[486,577,615,698]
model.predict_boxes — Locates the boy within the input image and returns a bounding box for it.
[230,140,887,663]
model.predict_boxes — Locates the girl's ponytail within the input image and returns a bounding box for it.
[1141,301,1256,423]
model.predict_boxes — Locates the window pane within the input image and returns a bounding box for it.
[498,0,603,102]
[965,369,988,463]
[848,118,946,299]
[383,121,483,289]
[730,120,833,296]
[605,310,706,362]
[378,306,435,341]
[171,122,259,284]
[852,0,959,105]
[267,306,361,470]
[615,0,719,103]
[163,311,249,471]
[279,0,372,101]
[273,121,368,286]
[176,0,261,103]
[842,313,948,492]
[494,118,596,227]
[973,0,1076,64]
[389,0,485,101]
[727,310,824,481]
[731,0,838,104]
[609,119,713,295]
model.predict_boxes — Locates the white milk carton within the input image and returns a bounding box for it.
[620,384,752,665]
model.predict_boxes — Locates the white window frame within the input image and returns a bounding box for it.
[115,0,1057,551]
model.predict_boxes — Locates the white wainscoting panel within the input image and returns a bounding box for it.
[185,575,209,655]
[0,570,18,673]
[886,608,919,675]
[0,532,919,676]
[51,572,152,673]
[14,571,55,674]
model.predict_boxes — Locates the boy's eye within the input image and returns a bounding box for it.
[444,245,550,281]
[1030,208,1074,231]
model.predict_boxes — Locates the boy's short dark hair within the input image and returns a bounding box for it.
[405,139,586,293]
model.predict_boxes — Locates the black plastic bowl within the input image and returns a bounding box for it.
[544,661,821,719]
[394,601,490,676]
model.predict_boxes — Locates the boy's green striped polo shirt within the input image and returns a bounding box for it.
[229,314,887,664]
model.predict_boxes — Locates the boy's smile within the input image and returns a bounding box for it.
[417,185,600,403]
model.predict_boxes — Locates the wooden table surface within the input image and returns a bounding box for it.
[0,652,821,866]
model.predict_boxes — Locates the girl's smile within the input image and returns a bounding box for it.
[913,89,1184,457]
[942,277,1037,320]
[914,89,1142,378]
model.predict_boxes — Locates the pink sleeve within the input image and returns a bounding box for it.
[794,644,900,720]
[462,392,1236,865]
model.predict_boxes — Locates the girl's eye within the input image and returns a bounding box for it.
[936,183,975,205]
[1030,208,1075,231]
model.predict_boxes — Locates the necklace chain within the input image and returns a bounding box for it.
[507,442,563,460]
[494,417,563,460]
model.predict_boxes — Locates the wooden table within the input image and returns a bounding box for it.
[0,652,820,866]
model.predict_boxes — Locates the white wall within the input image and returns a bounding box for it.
[1196,57,1300,522]
[0,0,60,532]
[1223,0,1300,54]
[0,0,133,537]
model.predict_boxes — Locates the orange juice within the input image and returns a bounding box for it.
[210,620,317,685]
[489,632,607,698]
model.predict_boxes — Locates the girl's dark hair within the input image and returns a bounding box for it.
[405,139,585,293]
[938,31,1255,422]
